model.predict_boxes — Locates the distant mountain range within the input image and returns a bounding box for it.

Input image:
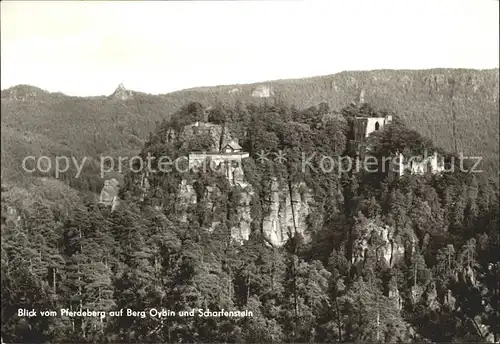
[2,68,498,186]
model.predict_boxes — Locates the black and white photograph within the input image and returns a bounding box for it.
[1,0,499,343]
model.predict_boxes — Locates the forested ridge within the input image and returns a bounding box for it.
[1,99,499,343]
[1,68,498,191]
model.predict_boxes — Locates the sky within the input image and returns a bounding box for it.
[1,0,499,96]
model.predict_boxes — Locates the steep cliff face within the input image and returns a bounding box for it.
[230,186,253,244]
[174,175,314,247]
[174,177,254,241]
[261,178,313,247]
[388,276,403,311]
[177,179,197,222]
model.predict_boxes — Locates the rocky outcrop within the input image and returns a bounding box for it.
[422,71,499,101]
[230,186,254,244]
[261,178,313,247]
[443,289,456,310]
[388,276,403,311]
[2,205,21,227]
[174,175,313,246]
[352,220,412,268]
[176,178,254,243]
[99,178,120,210]
[177,180,197,222]
[110,83,133,101]
[251,85,273,98]
[181,122,235,152]
[358,88,365,103]
[171,120,255,235]
[411,285,424,305]
[1,85,58,102]
[425,283,439,311]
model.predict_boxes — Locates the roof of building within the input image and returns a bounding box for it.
[187,121,220,129]
[223,141,242,151]
[354,116,388,120]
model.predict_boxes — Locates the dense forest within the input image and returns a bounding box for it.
[2,99,499,343]
[1,69,499,189]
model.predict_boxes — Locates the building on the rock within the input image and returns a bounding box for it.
[349,114,393,155]
[186,121,249,184]
[394,151,445,176]
[222,140,243,153]
[347,114,444,177]
[353,114,393,141]
[188,150,249,184]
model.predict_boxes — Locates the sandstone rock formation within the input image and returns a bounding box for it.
[261,178,313,247]
[181,122,235,152]
[358,88,365,103]
[110,83,133,101]
[388,276,403,311]
[174,175,313,247]
[230,186,254,244]
[177,179,197,222]
[251,85,273,98]
[99,178,120,209]
[351,220,412,268]
[1,85,59,102]
[2,205,21,227]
